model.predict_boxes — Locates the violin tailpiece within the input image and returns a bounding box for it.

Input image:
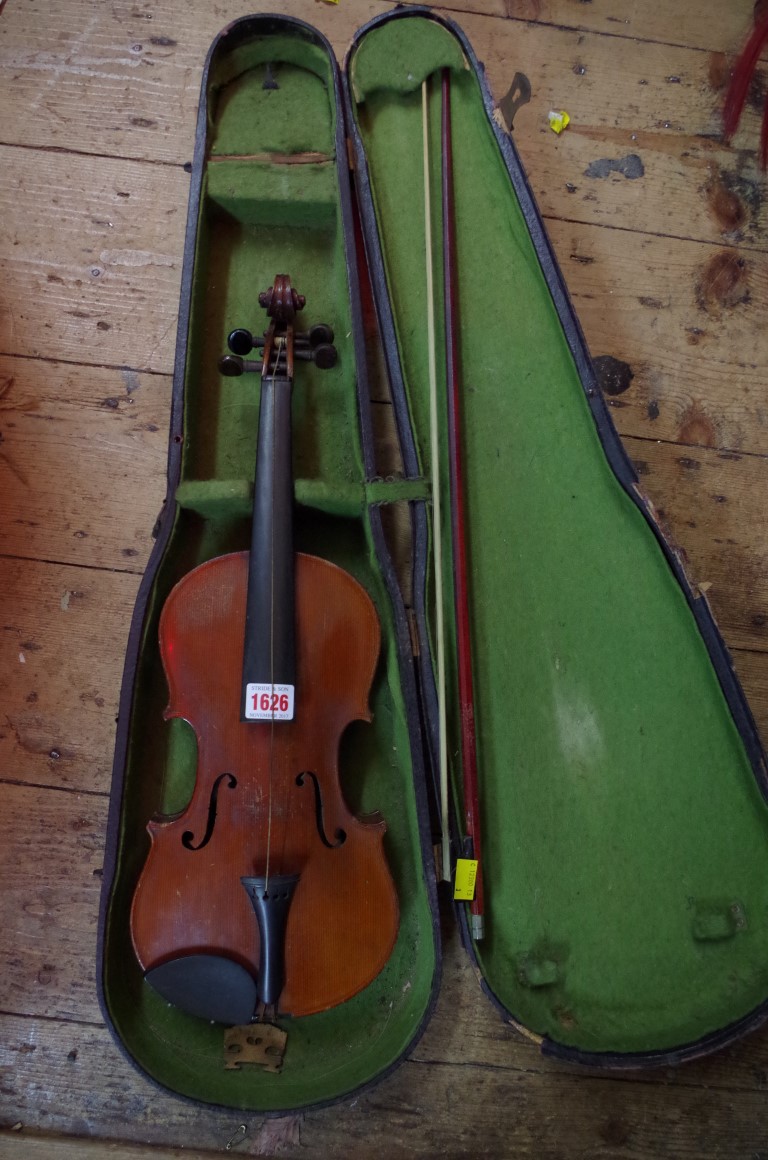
[224,1022,288,1074]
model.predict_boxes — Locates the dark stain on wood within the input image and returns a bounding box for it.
[79,690,105,708]
[696,251,750,313]
[593,354,634,395]
[130,117,157,129]
[677,456,701,470]
[678,402,717,447]
[584,154,644,179]
[149,35,177,46]
[686,327,706,345]
[121,370,141,395]
[638,296,666,308]
[647,400,659,420]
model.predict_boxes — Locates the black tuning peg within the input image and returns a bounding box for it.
[218,354,263,377]
[313,343,337,369]
[309,324,334,346]
[227,329,267,355]
[293,322,337,369]
[227,328,254,355]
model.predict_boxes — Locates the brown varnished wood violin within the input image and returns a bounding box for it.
[130,276,399,1028]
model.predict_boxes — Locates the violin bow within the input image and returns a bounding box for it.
[422,77,452,887]
[423,69,485,938]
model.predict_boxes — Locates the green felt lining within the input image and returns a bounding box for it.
[175,477,431,520]
[350,17,467,101]
[102,24,435,1111]
[349,15,768,1055]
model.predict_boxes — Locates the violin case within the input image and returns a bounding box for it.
[98,8,768,1111]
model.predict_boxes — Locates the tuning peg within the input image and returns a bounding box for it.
[309,324,334,347]
[218,355,263,377]
[313,344,337,370]
[227,329,254,355]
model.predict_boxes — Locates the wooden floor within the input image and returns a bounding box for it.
[2,0,768,1155]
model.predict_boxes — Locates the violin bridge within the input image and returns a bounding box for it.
[224,1021,288,1074]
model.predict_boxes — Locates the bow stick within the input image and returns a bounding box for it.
[423,69,485,939]
[422,77,451,886]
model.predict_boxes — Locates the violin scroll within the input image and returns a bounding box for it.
[218,276,338,378]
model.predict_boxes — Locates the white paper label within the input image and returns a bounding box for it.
[244,683,295,721]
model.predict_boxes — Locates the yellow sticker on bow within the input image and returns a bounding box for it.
[548,110,571,135]
[454,858,478,901]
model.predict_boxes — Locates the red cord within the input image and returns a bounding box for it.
[723,12,768,167]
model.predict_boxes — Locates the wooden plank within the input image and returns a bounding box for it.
[546,220,768,456]
[0,783,105,1024]
[0,357,167,569]
[0,1136,219,1160]
[0,558,140,793]
[0,148,187,372]
[2,2,766,248]
[3,1008,768,1156]
[624,435,768,654]
[425,0,757,53]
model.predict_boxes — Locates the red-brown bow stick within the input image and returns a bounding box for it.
[441,68,485,940]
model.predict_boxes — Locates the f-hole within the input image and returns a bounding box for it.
[182,772,237,850]
[296,771,346,849]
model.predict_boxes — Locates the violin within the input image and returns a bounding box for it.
[130,276,399,1030]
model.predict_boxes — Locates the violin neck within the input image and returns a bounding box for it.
[241,371,296,721]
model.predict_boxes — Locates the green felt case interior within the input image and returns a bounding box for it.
[100,20,436,1111]
[348,13,768,1057]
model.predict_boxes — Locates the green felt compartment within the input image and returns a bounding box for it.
[349,15,768,1055]
[101,22,435,1111]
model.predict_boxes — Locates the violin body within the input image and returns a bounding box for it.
[131,549,398,1017]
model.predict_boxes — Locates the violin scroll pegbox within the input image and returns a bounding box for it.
[217,274,337,378]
